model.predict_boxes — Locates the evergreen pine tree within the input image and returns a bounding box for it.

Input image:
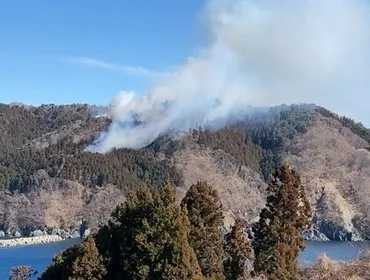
[181,181,225,279]
[252,163,311,280]
[40,236,106,280]
[223,218,253,280]
[103,184,203,279]
[40,245,80,280]
[41,184,203,280]
[71,236,107,279]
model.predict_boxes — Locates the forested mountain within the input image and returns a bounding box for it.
[0,103,369,241]
[0,104,178,194]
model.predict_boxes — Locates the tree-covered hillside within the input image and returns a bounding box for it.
[1,103,370,241]
[0,104,180,194]
[196,105,316,180]
[0,104,315,194]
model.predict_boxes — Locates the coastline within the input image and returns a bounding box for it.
[0,233,363,248]
[0,235,65,248]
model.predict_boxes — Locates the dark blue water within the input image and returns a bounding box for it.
[0,240,369,279]
[300,241,370,265]
[0,239,82,279]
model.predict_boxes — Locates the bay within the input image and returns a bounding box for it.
[0,240,369,279]
[0,239,82,280]
[300,241,370,265]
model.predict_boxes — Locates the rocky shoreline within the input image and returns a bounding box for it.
[303,229,330,241]
[0,228,364,248]
[0,235,65,248]
[302,225,366,242]
[0,227,90,248]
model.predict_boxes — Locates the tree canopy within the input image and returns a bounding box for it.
[181,181,225,279]
[223,218,253,280]
[41,184,203,280]
[252,163,311,280]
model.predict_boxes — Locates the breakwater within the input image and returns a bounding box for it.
[0,235,64,248]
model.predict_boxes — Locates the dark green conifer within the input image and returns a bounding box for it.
[252,163,311,280]
[41,184,203,280]
[223,218,253,280]
[40,236,106,280]
[71,236,107,279]
[181,181,225,279]
[103,184,203,279]
[40,245,80,280]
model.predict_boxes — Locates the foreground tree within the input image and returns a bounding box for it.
[9,266,35,280]
[100,184,203,279]
[252,163,311,280]
[223,218,253,280]
[40,236,106,280]
[181,181,225,279]
[71,236,107,279]
[40,245,79,280]
[41,184,203,280]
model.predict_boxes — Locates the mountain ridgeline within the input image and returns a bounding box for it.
[0,103,370,241]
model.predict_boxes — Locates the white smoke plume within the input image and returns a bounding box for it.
[92,0,370,152]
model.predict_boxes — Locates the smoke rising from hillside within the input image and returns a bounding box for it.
[91,0,370,152]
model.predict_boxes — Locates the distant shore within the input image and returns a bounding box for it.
[0,235,64,248]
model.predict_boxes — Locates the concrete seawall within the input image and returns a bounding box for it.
[0,235,64,248]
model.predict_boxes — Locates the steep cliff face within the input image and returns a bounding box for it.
[0,170,125,235]
[285,114,370,240]
[172,140,267,227]
[168,115,370,241]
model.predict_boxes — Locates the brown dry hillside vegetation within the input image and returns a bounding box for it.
[173,139,267,226]
[1,103,370,241]
[0,104,179,234]
[285,113,370,240]
[164,107,370,240]
[300,253,370,280]
[0,170,126,235]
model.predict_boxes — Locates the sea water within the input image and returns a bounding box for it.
[0,240,369,279]
[0,239,82,279]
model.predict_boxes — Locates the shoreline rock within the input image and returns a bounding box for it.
[0,235,64,248]
[303,229,330,241]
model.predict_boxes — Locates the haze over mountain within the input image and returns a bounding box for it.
[2,0,370,251]
[1,103,370,243]
[89,0,370,153]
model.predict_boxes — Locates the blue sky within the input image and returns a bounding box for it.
[0,0,206,105]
